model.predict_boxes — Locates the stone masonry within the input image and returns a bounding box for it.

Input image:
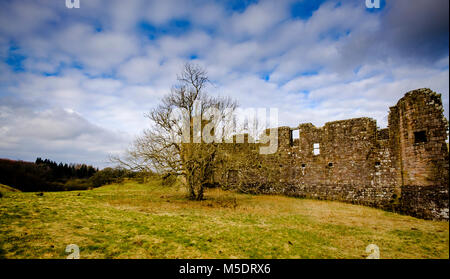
[214,88,449,220]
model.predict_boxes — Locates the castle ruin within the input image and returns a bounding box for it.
[214,88,449,220]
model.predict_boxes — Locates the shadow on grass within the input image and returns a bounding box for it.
[0,245,6,259]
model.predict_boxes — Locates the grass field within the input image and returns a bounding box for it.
[0,183,21,193]
[0,180,448,259]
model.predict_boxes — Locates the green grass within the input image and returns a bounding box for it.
[0,183,21,193]
[0,179,448,259]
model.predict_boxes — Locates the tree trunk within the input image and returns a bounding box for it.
[195,185,204,200]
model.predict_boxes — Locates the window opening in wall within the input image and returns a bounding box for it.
[414,130,427,144]
[300,163,306,175]
[375,161,381,166]
[292,129,299,139]
[313,143,320,155]
[328,162,333,167]
[290,129,299,146]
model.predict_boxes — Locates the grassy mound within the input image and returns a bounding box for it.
[0,183,21,193]
[0,180,448,259]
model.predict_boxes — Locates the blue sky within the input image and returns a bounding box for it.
[0,0,448,167]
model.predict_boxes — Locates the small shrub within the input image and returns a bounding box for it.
[161,173,177,187]
[89,167,131,187]
[64,179,93,191]
[134,171,156,184]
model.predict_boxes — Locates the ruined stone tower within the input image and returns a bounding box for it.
[215,88,449,220]
[389,89,449,187]
[388,89,449,219]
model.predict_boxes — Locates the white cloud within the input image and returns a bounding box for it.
[0,0,448,166]
[229,0,289,37]
[0,104,129,167]
[54,24,139,74]
[0,1,57,37]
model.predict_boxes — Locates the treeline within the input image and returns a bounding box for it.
[0,158,138,192]
[35,157,97,180]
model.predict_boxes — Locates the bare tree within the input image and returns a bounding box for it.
[114,63,237,200]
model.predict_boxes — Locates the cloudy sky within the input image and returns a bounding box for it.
[0,0,448,168]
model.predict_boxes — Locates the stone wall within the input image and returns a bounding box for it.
[400,185,449,220]
[215,88,449,221]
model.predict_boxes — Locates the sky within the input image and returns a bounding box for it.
[0,0,448,168]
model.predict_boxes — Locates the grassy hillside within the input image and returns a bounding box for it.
[0,183,21,193]
[0,180,448,259]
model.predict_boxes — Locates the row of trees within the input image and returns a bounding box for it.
[35,158,97,180]
[0,158,132,192]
